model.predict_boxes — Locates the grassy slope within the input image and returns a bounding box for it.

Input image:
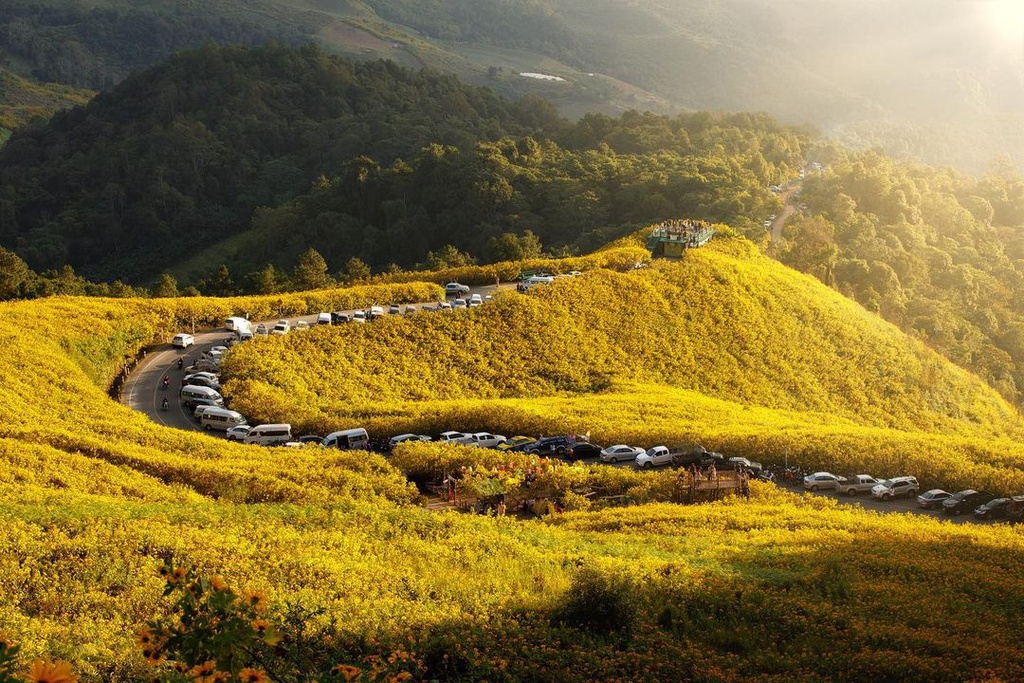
[1,244,1023,680]
[0,67,94,131]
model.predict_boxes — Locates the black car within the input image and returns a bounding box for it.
[296,434,325,445]
[942,490,996,516]
[566,442,602,460]
[674,447,724,469]
[526,436,574,456]
[973,498,1012,520]
[330,312,351,324]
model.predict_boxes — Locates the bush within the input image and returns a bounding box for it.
[554,568,640,638]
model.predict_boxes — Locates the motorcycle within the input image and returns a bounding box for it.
[161,398,169,411]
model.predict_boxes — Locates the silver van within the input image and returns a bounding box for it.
[180,385,224,408]
[244,424,292,446]
[199,408,247,432]
[322,428,369,450]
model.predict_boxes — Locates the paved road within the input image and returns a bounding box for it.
[769,178,803,245]
[122,282,511,433]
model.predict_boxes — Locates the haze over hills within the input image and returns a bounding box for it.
[2,0,1022,171]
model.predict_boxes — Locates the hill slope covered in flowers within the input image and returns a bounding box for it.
[0,238,1022,682]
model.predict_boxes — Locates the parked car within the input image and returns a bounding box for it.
[316,312,332,325]
[917,489,952,509]
[172,333,194,348]
[368,306,385,320]
[352,311,367,323]
[942,490,996,516]
[452,298,468,309]
[270,320,290,335]
[388,433,432,448]
[457,432,507,448]
[803,472,846,491]
[438,431,469,443]
[871,476,919,500]
[389,304,402,315]
[566,442,602,460]
[296,434,324,444]
[332,312,351,324]
[254,323,268,336]
[836,474,881,496]
[469,294,483,307]
[526,436,575,456]
[1007,496,1024,525]
[673,447,723,468]
[192,405,218,421]
[294,320,310,331]
[728,456,762,473]
[635,446,678,469]
[225,425,252,442]
[404,305,417,314]
[497,436,537,452]
[182,374,220,391]
[445,282,471,296]
[439,301,453,310]
[974,497,1013,520]
[600,445,645,463]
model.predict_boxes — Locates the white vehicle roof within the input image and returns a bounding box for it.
[317,312,331,321]
[325,428,368,439]
[251,423,291,431]
[181,385,221,397]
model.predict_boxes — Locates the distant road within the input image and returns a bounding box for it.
[121,282,510,433]
[770,178,804,244]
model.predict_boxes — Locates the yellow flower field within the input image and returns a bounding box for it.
[0,236,1022,681]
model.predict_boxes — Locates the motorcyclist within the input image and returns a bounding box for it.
[161,397,169,410]
[177,358,184,370]
[162,374,170,389]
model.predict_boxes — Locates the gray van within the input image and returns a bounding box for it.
[244,424,292,446]
[180,385,224,409]
[199,408,247,431]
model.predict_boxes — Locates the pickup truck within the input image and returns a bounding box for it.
[635,446,680,468]
[836,474,881,496]
[457,432,507,449]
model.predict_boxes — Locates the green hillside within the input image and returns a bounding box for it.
[0,66,92,133]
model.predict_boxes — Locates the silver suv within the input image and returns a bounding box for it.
[871,476,919,500]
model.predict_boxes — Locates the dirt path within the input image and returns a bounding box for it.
[770,179,803,245]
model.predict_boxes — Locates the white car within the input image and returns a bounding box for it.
[254,324,268,336]
[225,425,252,441]
[294,320,310,331]
[453,298,468,309]
[600,445,645,463]
[803,472,846,491]
[439,301,453,310]
[172,333,194,348]
[635,446,675,468]
[404,305,417,314]
[457,432,507,448]
[316,312,331,325]
[468,294,484,307]
[389,304,402,315]
[439,431,470,442]
[271,320,290,335]
[352,310,367,323]
[445,282,471,296]
[369,306,385,319]
[388,433,432,447]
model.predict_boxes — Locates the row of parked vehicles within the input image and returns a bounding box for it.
[801,472,1024,523]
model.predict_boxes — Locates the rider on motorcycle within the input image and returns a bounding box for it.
[161,397,169,410]
[162,374,170,389]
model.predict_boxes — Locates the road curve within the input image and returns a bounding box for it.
[121,282,511,432]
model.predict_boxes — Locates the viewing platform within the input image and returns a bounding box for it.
[646,219,714,258]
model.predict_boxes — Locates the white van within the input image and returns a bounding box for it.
[316,312,331,325]
[180,385,224,408]
[244,424,293,446]
[238,329,254,342]
[225,317,250,332]
[200,408,247,431]
[524,275,555,287]
[322,428,369,450]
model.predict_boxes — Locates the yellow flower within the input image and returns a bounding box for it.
[243,590,268,612]
[251,619,270,634]
[332,664,362,682]
[388,673,412,683]
[26,659,78,683]
[210,575,228,592]
[189,660,217,678]
[135,628,154,647]
[237,668,269,683]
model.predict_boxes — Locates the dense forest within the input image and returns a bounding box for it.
[781,150,1024,403]
[0,43,807,284]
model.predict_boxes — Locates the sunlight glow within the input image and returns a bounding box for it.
[984,0,1024,51]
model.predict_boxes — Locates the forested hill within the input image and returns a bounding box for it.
[0,43,809,284]
[0,44,553,282]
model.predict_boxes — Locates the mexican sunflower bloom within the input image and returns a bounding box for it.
[210,575,229,592]
[26,659,78,683]
[237,668,270,683]
[332,664,362,682]
[243,590,268,612]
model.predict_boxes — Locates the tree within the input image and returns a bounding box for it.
[341,257,371,284]
[153,273,179,298]
[486,230,543,262]
[206,265,234,296]
[292,248,333,290]
[422,245,477,271]
[0,247,34,300]
[246,264,286,294]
